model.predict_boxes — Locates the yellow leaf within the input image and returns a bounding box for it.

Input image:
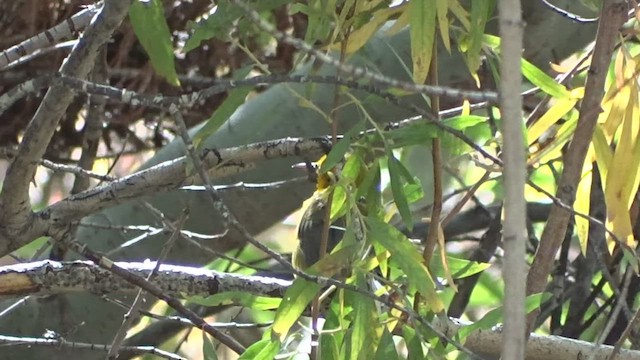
[600,78,630,138]
[385,6,410,36]
[436,222,457,292]
[527,97,578,146]
[604,87,639,247]
[574,153,593,255]
[592,125,613,182]
[338,6,404,54]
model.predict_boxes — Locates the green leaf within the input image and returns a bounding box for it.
[522,58,570,99]
[375,328,399,360]
[202,333,218,360]
[458,292,548,339]
[129,0,179,86]
[430,256,490,279]
[366,217,444,312]
[193,66,253,149]
[403,325,424,360]
[238,339,280,360]
[385,115,487,148]
[409,0,437,83]
[465,0,492,74]
[184,0,290,52]
[445,115,488,129]
[403,182,424,204]
[346,271,377,360]
[320,333,340,360]
[272,278,321,341]
[188,292,280,310]
[387,153,413,230]
[320,120,366,174]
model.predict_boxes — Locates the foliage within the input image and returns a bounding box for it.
[3,0,638,358]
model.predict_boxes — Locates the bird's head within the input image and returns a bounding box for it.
[292,154,340,192]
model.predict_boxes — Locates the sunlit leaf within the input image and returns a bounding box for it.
[238,339,280,360]
[593,125,613,180]
[604,85,638,247]
[340,6,404,54]
[272,246,362,340]
[527,97,578,146]
[522,58,570,99]
[575,152,593,255]
[272,278,320,341]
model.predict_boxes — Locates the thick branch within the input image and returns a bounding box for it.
[2,260,639,360]
[0,0,130,255]
[525,0,628,328]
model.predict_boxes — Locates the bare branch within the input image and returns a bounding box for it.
[0,4,100,69]
[0,0,130,256]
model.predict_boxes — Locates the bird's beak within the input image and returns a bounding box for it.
[292,160,318,183]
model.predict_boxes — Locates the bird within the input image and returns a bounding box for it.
[291,154,367,276]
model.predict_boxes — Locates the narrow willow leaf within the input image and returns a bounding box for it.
[203,333,218,360]
[193,66,253,149]
[409,0,436,83]
[272,246,360,340]
[593,125,612,181]
[387,153,413,230]
[367,217,444,312]
[374,328,399,360]
[465,0,491,74]
[238,339,280,360]
[430,255,490,279]
[605,86,638,247]
[341,6,403,54]
[347,271,377,360]
[403,326,424,360]
[129,0,180,86]
[527,97,578,146]
[272,278,321,341]
[575,157,593,255]
[184,0,290,52]
[435,0,450,52]
[321,333,340,360]
[458,293,547,339]
[521,58,570,99]
[320,120,366,173]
